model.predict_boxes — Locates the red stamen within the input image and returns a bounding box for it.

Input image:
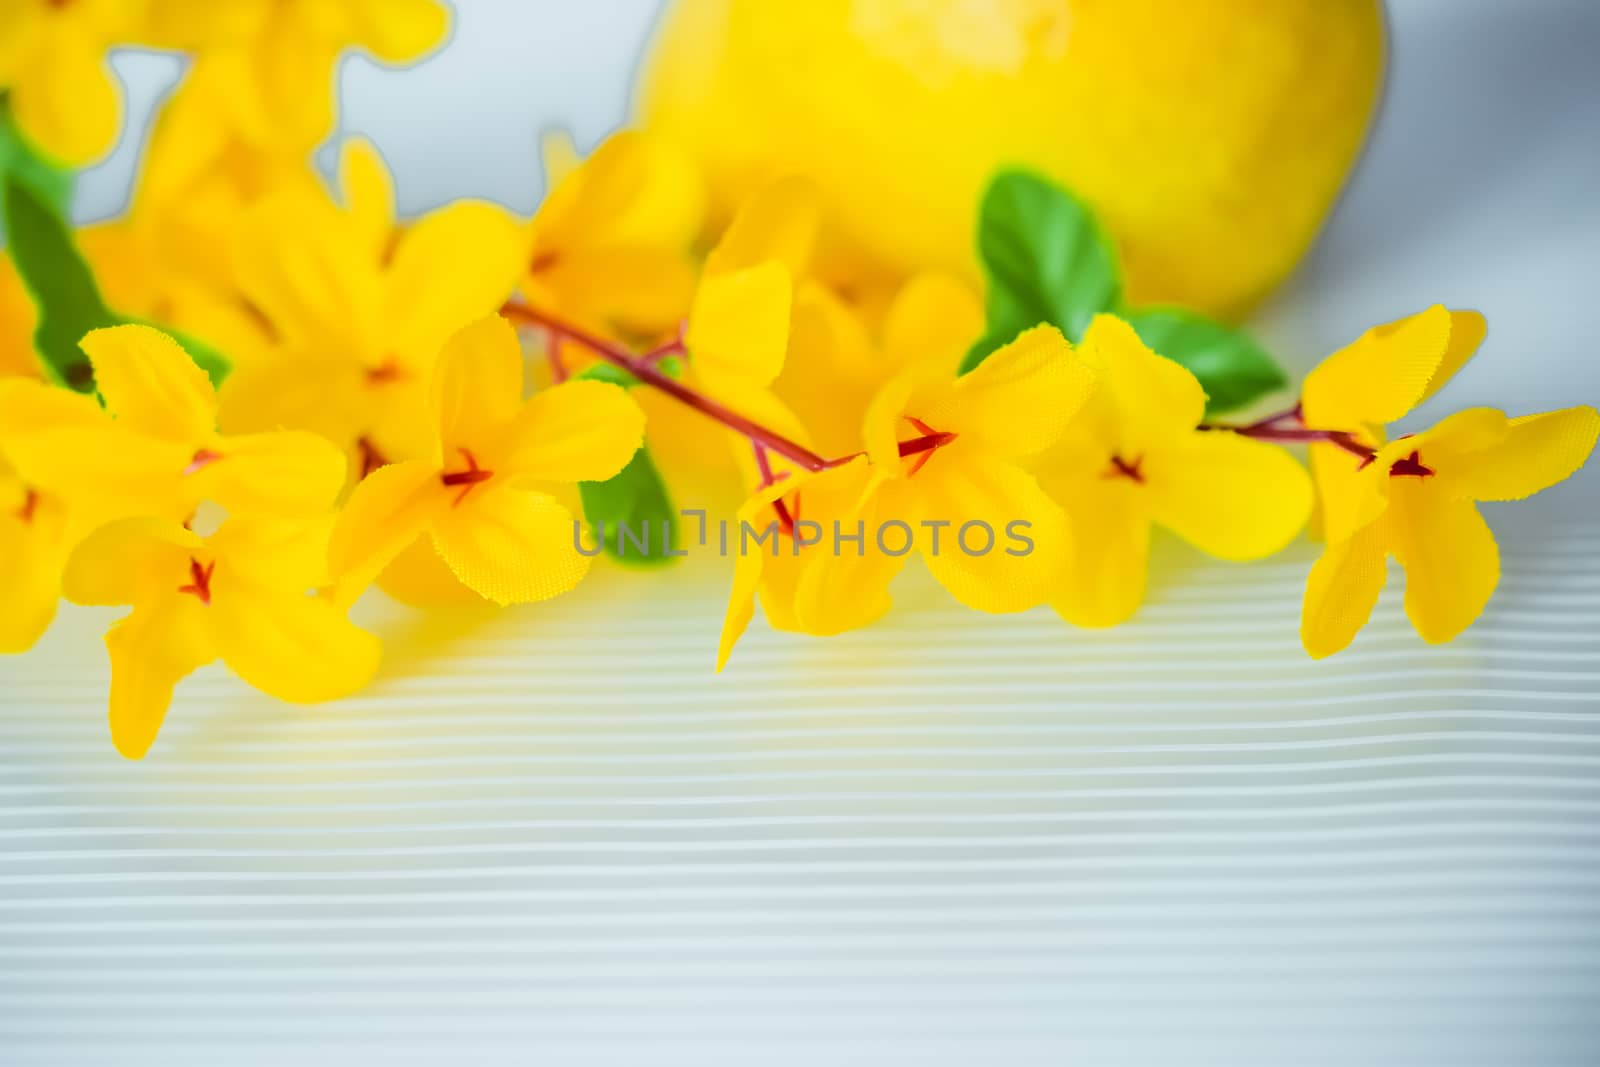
[1388,449,1435,479]
[900,417,957,476]
[15,489,39,524]
[177,558,215,605]
[440,448,494,507]
[357,436,388,480]
[366,360,406,386]
[1103,454,1145,483]
[184,449,223,476]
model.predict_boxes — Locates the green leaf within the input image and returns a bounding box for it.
[966,169,1121,371]
[1124,307,1287,415]
[2,175,118,391]
[579,447,680,567]
[0,100,74,219]
[572,354,683,387]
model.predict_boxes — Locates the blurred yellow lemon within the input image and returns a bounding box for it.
[636,0,1385,319]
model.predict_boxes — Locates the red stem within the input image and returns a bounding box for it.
[503,301,832,472]
[1202,405,1375,461]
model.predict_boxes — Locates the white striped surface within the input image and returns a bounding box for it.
[2,506,1598,1065]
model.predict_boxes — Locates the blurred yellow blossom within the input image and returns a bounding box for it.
[147,0,450,153]
[523,130,704,340]
[0,0,142,164]
[0,324,345,522]
[328,315,645,607]
[1036,314,1313,628]
[0,452,68,653]
[63,513,380,759]
[0,255,40,381]
[219,176,528,478]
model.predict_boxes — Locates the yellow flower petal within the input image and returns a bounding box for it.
[429,485,591,606]
[913,445,1067,614]
[1300,518,1389,659]
[1309,441,1387,545]
[233,191,381,353]
[338,136,396,257]
[385,201,529,365]
[104,598,216,760]
[716,475,801,671]
[536,245,698,337]
[431,315,525,460]
[1418,310,1487,406]
[880,272,984,378]
[326,460,447,607]
[349,0,451,63]
[207,514,338,591]
[1048,475,1149,629]
[498,379,646,485]
[1301,306,1482,430]
[62,517,203,608]
[539,128,582,191]
[920,324,1096,460]
[686,261,793,390]
[705,176,820,279]
[535,131,704,253]
[9,35,122,165]
[1147,431,1312,560]
[1442,406,1600,502]
[1082,313,1206,452]
[80,325,217,445]
[191,431,347,517]
[1387,480,1499,645]
[0,396,186,522]
[210,567,382,705]
[0,255,40,381]
[0,491,66,653]
[376,533,486,607]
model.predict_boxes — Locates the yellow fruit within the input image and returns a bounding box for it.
[636,0,1384,320]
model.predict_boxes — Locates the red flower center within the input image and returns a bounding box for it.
[1388,449,1435,479]
[900,417,958,477]
[440,448,494,506]
[1103,453,1145,484]
[177,558,216,605]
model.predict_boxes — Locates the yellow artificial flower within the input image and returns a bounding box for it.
[63,513,380,759]
[147,0,450,153]
[1036,314,1313,628]
[720,322,1097,669]
[775,272,983,457]
[0,324,346,523]
[219,173,529,477]
[524,130,705,340]
[858,324,1097,615]
[0,254,40,381]
[0,0,141,164]
[716,454,893,671]
[1299,305,1484,544]
[1298,306,1599,656]
[79,68,329,351]
[327,315,646,607]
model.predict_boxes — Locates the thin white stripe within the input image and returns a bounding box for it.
[6,894,1599,931]
[10,731,1600,777]
[0,843,1594,887]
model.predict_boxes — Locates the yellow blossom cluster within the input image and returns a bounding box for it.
[0,3,1595,759]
